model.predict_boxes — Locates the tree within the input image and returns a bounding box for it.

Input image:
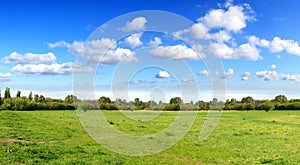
[273,95,287,103]
[65,95,78,104]
[28,91,33,100]
[4,87,11,99]
[98,96,111,104]
[16,90,21,98]
[241,96,255,104]
[259,101,274,112]
[39,95,45,102]
[34,94,39,102]
[169,97,183,104]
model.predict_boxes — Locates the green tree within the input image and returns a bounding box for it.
[241,96,255,104]
[273,95,288,103]
[28,91,33,100]
[34,94,39,102]
[12,97,27,111]
[39,95,45,102]
[16,90,21,98]
[169,97,183,104]
[98,96,111,104]
[64,95,78,104]
[4,87,11,99]
[259,101,274,112]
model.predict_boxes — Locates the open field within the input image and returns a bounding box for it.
[0,110,300,164]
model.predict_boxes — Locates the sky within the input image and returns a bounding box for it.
[1,0,300,102]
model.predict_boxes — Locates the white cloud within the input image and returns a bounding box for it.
[256,70,300,82]
[209,43,262,60]
[122,17,147,32]
[209,30,231,43]
[198,5,250,32]
[124,33,143,48]
[241,71,250,80]
[150,44,201,60]
[241,76,248,81]
[248,35,270,47]
[256,70,280,81]
[2,52,56,64]
[222,68,234,78]
[282,74,300,82]
[156,71,171,79]
[149,37,162,47]
[12,62,93,75]
[67,38,137,64]
[48,41,70,49]
[271,64,277,69]
[249,36,300,56]
[198,69,210,76]
[225,0,234,8]
[189,23,210,39]
[0,72,12,81]
[269,37,300,55]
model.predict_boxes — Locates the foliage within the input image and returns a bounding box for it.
[1,87,300,111]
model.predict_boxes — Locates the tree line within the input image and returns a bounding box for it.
[1,87,300,111]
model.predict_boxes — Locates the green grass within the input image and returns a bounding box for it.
[0,110,300,164]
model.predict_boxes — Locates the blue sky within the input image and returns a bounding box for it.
[1,0,300,102]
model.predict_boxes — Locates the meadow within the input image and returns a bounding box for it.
[0,110,299,164]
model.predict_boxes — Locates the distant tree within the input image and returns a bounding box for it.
[241,96,255,104]
[4,87,11,99]
[195,100,209,110]
[39,95,45,102]
[12,97,27,111]
[169,97,183,104]
[273,95,288,103]
[64,95,78,104]
[259,101,274,112]
[98,96,111,104]
[28,91,33,100]
[34,94,39,102]
[210,98,223,110]
[0,98,12,110]
[78,101,94,111]
[16,90,21,98]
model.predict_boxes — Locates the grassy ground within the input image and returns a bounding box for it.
[0,110,299,164]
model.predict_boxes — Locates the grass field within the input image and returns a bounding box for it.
[0,110,299,164]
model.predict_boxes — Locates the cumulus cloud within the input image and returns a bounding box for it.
[256,70,300,82]
[0,72,12,81]
[156,71,171,79]
[48,41,70,49]
[12,62,93,75]
[222,68,234,78]
[209,43,262,60]
[198,5,251,32]
[271,64,277,69]
[198,69,210,76]
[248,35,270,47]
[241,71,250,80]
[249,36,300,56]
[121,17,147,32]
[62,38,137,64]
[124,33,143,48]
[209,30,232,43]
[2,52,56,64]
[269,37,300,55]
[256,70,280,81]
[150,44,201,60]
[149,37,162,47]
